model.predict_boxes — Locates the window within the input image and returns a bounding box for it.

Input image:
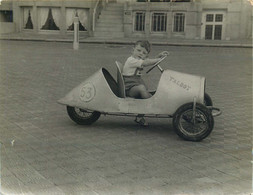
[0,11,13,22]
[205,25,213,40]
[24,10,33,29]
[214,25,222,40]
[173,13,185,32]
[215,14,223,22]
[206,14,214,22]
[40,8,60,30]
[203,12,224,40]
[151,13,167,32]
[23,8,33,29]
[135,12,145,32]
[204,13,223,40]
[66,9,88,32]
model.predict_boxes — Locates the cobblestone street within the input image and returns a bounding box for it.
[0,40,252,194]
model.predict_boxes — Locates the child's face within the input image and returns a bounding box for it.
[132,44,149,60]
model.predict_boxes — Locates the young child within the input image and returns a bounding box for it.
[122,40,169,126]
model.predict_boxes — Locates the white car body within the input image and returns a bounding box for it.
[58,68,205,116]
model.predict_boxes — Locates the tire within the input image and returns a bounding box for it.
[67,106,101,125]
[204,93,213,106]
[173,103,214,142]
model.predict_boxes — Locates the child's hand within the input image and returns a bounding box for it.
[157,51,170,58]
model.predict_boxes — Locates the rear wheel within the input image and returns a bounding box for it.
[67,106,101,125]
[173,103,214,141]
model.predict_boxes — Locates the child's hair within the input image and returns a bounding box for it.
[135,40,151,53]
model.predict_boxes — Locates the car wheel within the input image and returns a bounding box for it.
[173,103,214,142]
[67,106,101,125]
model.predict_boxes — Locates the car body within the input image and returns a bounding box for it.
[58,61,221,142]
[58,68,205,116]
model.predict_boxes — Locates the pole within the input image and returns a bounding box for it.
[73,16,79,50]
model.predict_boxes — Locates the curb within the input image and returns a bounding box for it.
[0,37,252,48]
[81,39,252,48]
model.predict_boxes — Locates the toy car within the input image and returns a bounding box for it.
[58,56,221,141]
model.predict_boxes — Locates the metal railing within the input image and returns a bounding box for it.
[134,12,145,31]
[151,12,167,32]
[173,13,185,32]
[92,0,104,31]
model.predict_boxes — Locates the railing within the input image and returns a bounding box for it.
[173,13,185,32]
[151,12,167,32]
[92,0,105,31]
[134,12,145,31]
[134,12,186,33]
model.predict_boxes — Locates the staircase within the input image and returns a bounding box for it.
[94,2,124,38]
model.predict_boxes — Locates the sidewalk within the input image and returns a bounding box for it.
[0,32,252,48]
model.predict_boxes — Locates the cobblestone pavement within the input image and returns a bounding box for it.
[0,40,252,195]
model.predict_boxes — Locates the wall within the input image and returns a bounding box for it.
[124,2,199,39]
[0,0,251,40]
[0,22,15,33]
[123,0,252,40]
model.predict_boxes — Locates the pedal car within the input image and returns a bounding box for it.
[57,56,221,141]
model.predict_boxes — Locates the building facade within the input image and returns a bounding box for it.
[0,0,252,41]
[123,0,252,40]
[0,0,97,36]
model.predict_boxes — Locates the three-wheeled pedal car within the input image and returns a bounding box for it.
[58,56,221,141]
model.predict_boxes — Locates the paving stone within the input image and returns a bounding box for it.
[28,186,64,195]
[95,183,150,195]
[57,182,97,194]
[48,174,79,186]
[0,41,251,194]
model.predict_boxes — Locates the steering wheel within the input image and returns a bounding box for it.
[146,54,168,74]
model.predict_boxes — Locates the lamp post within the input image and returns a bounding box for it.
[73,16,79,50]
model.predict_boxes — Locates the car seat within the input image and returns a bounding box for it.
[115,61,126,98]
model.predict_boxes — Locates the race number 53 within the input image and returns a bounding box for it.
[80,83,95,102]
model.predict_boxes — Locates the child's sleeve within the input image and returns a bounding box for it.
[128,57,144,68]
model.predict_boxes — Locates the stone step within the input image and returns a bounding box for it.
[94,2,124,38]
[100,11,124,17]
[94,31,124,38]
[106,3,125,8]
[96,22,123,27]
[102,9,123,14]
[95,25,123,32]
[105,7,124,12]
[99,14,123,20]
[98,17,123,23]
[103,8,123,11]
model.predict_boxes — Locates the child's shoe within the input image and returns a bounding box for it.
[134,117,149,127]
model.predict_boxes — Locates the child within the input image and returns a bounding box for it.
[122,40,169,126]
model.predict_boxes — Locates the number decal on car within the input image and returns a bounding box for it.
[80,83,96,102]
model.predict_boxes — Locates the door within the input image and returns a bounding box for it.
[201,11,226,40]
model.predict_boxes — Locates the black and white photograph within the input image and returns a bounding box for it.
[0,0,252,194]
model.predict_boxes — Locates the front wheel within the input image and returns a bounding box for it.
[67,106,101,125]
[173,103,214,142]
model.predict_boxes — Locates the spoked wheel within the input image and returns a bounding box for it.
[173,103,214,141]
[67,106,101,125]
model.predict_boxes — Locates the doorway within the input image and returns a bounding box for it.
[201,11,226,40]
